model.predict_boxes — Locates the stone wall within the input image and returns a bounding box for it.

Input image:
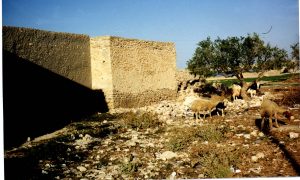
[90,36,114,108]
[91,36,177,108]
[4,26,177,110]
[3,26,91,88]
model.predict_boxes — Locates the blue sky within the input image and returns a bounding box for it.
[3,0,299,68]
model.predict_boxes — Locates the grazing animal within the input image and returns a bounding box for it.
[215,98,229,117]
[231,84,242,101]
[191,95,226,120]
[260,99,293,130]
[247,80,260,98]
[247,88,257,97]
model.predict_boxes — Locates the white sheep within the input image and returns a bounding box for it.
[260,99,293,130]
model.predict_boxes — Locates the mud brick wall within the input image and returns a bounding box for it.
[91,36,177,108]
[3,26,91,87]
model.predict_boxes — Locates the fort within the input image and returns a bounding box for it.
[3,26,177,110]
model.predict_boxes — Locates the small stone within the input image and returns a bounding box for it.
[289,132,299,139]
[103,120,108,123]
[244,134,251,139]
[79,134,83,138]
[256,152,265,159]
[258,132,264,137]
[158,151,178,160]
[230,166,235,172]
[148,143,155,147]
[126,140,136,147]
[198,174,204,178]
[168,172,176,180]
[42,170,48,174]
[235,169,241,173]
[77,166,87,172]
[249,166,262,173]
[251,156,258,162]
[45,163,51,168]
[250,130,258,137]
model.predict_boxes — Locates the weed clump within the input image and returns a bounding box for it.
[190,144,243,178]
[166,125,226,151]
[121,111,162,130]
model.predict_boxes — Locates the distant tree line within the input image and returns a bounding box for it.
[187,33,299,80]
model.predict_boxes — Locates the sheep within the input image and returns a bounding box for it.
[231,84,242,101]
[191,95,226,120]
[246,80,261,98]
[247,88,257,97]
[215,98,229,117]
[260,99,293,130]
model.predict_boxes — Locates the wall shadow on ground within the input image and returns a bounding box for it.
[3,50,109,150]
[255,118,300,175]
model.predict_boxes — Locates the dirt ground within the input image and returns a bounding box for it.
[4,75,300,179]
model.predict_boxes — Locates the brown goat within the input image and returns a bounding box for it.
[260,99,293,130]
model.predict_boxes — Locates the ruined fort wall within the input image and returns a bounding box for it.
[90,36,114,109]
[109,37,177,108]
[3,26,91,88]
[3,26,177,109]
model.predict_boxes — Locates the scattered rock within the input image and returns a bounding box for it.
[289,132,299,139]
[235,169,242,173]
[258,132,264,137]
[251,156,259,162]
[249,166,262,174]
[256,152,265,159]
[250,130,258,137]
[244,134,251,139]
[168,172,176,180]
[157,151,178,160]
[77,166,87,172]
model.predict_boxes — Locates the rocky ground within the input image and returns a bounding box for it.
[4,76,300,179]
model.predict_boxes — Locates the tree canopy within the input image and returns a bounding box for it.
[187,33,290,80]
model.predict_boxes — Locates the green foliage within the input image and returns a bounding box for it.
[187,33,289,79]
[187,37,216,77]
[209,73,298,87]
[121,161,140,174]
[291,42,299,60]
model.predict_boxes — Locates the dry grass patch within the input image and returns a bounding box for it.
[190,144,245,178]
[121,111,162,130]
[166,124,229,152]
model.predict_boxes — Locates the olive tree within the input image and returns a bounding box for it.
[187,33,287,99]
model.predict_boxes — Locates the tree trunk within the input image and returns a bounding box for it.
[240,81,251,101]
